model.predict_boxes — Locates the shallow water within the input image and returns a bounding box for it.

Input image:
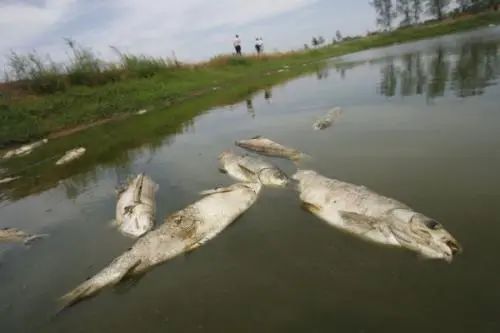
[1,27,500,332]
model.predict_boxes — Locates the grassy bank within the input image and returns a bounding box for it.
[1,11,500,148]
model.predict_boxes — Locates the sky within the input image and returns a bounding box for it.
[0,0,376,69]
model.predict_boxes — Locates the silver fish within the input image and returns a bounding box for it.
[293,170,461,262]
[235,136,304,161]
[313,107,343,130]
[55,147,86,165]
[61,182,261,308]
[2,139,48,159]
[116,174,157,238]
[0,227,48,245]
[218,151,289,187]
[0,176,20,185]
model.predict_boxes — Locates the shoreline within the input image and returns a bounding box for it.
[1,11,500,150]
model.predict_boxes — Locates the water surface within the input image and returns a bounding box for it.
[1,27,500,332]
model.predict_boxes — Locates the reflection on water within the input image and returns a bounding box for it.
[1,28,500,333]
[351,38,500,100]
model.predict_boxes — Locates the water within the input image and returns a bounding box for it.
[1,27,500,332]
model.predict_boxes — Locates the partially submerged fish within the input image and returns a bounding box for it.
[0,227,48,245]
[2,139,48,159]
[313,107,343,130]
[116,174,157,237]
[56,147,86,166]
[293,170,461,261]
[0,176,20,185]
[219,151,289,187]
[61,182,261,308]
[235,136,305,161]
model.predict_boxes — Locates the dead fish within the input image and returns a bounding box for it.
[235,136,305,161]
[60,182,261,308]
[218,151,288,187]
[2,139,48,159]
[0,176,20,185]
[136,109,148,115]
[0,227,48,245]
[55,147,86,166]
[313,107,343,130]
[293,170,461,262]
[116,174,157,237]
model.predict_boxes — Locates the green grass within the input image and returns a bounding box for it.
[1,11,500,148]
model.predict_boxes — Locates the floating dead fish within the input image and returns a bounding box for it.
[2,139,48,159]
[293,170,461,262]
[0,227,48,245]
[61,182,261,308]
[219,151,288,187]
[0,176,20,185]
[136,109,148,115]
[55,147,86,166]
[235,136,305,161]
[116,174,157,237]
[313,107,343,130]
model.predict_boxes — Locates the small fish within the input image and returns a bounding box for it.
[55,147,86,165]
[0,227,48,245]
[116,174,157,237]
[61,182,261,308]
[2,139,48,159]
[235,136,305,161]
[0,176,20,185]
[136,109,148,115]
[218,151,289,187]
[313,107,343,130]
[293,170,461,262]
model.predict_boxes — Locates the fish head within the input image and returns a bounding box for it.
[390,210,461,262]
[258,168,289,187]
[218,151,236,162]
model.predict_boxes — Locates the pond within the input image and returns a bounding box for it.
[1,27,500,332]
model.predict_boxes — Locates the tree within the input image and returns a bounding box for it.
[425,0,450,20]
[411,0,423,23]
[371,0,396,30]
[397,0,412,26]
[336,30,343,42]
[457,0,473,12]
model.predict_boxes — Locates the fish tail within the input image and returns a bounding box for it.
[60,252,141,309]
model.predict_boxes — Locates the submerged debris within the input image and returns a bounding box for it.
[0,227,48,245]
[56,147,86,165]
[0,176,20,185]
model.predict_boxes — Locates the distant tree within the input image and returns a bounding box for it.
[397,0,412,26]
[336,30,343,41]
[371,0,396,30]
[425,0,450,20]
[457,0,473,12]
[411,0,423,23]
[312,37,319,47]
[317,36,325,45]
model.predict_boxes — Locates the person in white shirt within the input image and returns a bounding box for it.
[234,35,242,55]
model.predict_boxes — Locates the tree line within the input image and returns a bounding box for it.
[371,0,499,30]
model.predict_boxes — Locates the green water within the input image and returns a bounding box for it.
[1,27,500,332]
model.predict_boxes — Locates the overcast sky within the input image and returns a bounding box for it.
[0,0,376,68]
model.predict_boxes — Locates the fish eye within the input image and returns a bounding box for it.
[424,220,441,230]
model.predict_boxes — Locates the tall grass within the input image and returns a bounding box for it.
[4,40,179,94]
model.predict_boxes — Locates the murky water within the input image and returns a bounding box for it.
[2,27,500,332]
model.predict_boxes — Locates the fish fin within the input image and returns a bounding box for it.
[301,201,321,214]
[251,135,262,139]
[199,186,232,196]
[338,211,380,232]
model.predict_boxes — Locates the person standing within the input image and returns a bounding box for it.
[255,37,261,54]
[234,34,242,55]
[258,37,264,53]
